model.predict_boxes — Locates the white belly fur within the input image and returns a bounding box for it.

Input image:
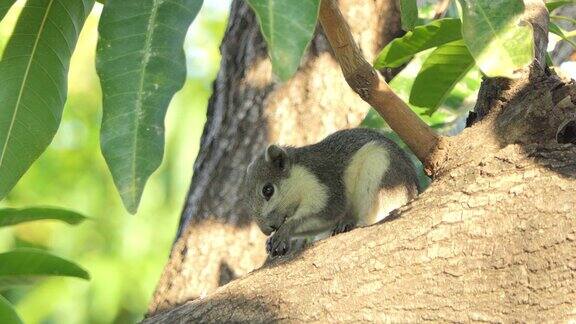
[343,141,408,226]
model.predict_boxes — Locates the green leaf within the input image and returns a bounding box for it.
[410,40,475,112]
[458,0,534,78]
[551,15,576,25]
[364,49,455,129]
[0,248,89,288]
[374,18,462,69]
[549,21,564,35]
[247,0,320,80]
[0,295,22,324]
[546,0,575,12]
[400,0,418,31]
[549,21,576,48]
[0,207,87,227]
[96,0,202,213]
[0,0,94,200]
[443,66,481,111]
[546,52,553,66]
[0,0,16,22]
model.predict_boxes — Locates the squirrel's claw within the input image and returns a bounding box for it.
[332,219,356,236]
[266,232,290,257]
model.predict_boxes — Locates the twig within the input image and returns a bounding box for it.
[318,0,442,173]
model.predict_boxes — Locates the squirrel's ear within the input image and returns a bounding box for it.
[265,144,289,171]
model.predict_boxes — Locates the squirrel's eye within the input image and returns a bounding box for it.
[261,183,274,201]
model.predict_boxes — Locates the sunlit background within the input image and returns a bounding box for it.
[0,1,231,323]
[0,0,574,323]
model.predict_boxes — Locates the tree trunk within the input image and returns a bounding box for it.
[148,0,403,315]
[146,0,576,321]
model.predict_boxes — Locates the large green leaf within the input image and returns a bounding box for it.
[374,18,462,69]
[0,248,89,288]
[0,207,87,227]
[546,0,575,12]
[443,66,482,111]
[96,0,202,213]
[0,0,16,22]
[247,0,320,80]
[410,40,475,112]
[458,0,534,78]
[400,0,418,31]
[0,295,22,324]
[0,0,94,200]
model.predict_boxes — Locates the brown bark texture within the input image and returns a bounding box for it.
[147,69,576,324]
[146,0,576,322]
[148,0,404,315]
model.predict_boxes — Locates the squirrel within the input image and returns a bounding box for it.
[244,128,421,257]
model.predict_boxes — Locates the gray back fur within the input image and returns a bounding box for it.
[243,128,420,230]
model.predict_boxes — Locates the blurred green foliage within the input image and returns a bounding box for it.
[0,1,230,323]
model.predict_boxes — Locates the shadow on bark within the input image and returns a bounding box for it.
[218,261,238,287]
[463,66,576,180]
[145,293,280,323]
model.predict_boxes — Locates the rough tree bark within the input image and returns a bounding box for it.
[146,0,576,322]
[146,65,576,321]
[148,0,404,315]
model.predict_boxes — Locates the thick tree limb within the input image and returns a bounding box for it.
[144,139,576,323]
[318,0,442,173]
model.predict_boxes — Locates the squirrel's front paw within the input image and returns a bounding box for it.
[332,218,356,236]
[266,232,290,257]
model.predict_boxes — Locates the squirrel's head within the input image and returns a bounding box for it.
[244,144,295,235]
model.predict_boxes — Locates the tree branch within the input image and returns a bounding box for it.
[433,0,451,19]
[318,0,442,174]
